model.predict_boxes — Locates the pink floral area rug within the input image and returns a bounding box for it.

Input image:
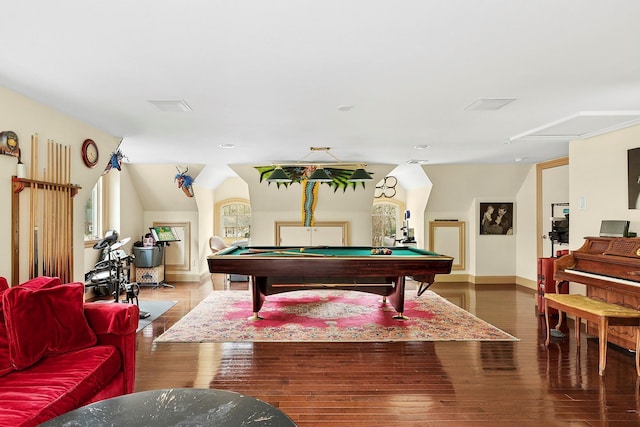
[154,290,518,343]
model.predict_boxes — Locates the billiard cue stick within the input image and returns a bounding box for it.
[56,142,62,279]
[28,135,34,277]
[43,141,50,276]
[47,141,53,277]
[245,247,302,253]
[65,144,73,283]
[31,134,39,278]
[55,142,60,278]
[277,251,328,256]
[240,250,326,257]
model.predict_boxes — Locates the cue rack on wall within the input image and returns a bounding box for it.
[11,134,81,286]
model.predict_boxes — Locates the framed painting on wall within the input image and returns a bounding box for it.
[479,202,514,235]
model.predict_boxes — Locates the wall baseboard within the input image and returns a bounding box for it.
[435,273,471,283]
[515,276,537,291]
[437,274,536,289]
[165,272,200,282]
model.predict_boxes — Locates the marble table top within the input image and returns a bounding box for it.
[40,388,297,426]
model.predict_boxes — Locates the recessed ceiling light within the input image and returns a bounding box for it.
[515,157,526,162]
[464,98,516,111]
[219,144,236,149]
[148,100,193,112]
[407,159,429,164]
[337,104,355,112]
[414,145,431,149]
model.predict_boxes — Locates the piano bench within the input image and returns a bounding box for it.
[544,293,640,376]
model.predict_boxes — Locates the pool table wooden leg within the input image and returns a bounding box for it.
[388,276,407,320]
[251,276,267,321]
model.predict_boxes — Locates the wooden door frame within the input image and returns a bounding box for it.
[536,157,569,258]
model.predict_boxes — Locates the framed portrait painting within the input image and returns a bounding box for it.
[479,202,514,235]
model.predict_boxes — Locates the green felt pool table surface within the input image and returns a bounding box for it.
[217,245,441,257]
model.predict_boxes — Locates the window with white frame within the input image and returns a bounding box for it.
[371,201,402,246]
[84,176,103,241]
[221,201,251,244]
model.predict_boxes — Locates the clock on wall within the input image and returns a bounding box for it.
[81,139,99,168]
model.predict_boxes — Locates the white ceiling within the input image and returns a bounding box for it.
[2,1,640,189]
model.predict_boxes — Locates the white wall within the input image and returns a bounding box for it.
[515,166,538,285]
[405,186,431,249]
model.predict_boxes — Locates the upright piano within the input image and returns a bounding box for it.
[554,236,640,350]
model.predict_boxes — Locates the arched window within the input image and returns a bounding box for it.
[217,199,251,245]
[371,200,403,246]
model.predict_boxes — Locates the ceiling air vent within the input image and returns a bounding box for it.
[464,98,516,111]
[148,100,193,112]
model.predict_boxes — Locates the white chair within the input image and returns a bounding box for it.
[209,236,250,288]
[209,236,227,252]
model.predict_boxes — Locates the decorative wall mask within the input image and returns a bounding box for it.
[175,166,195,198]
[103,149,126,174]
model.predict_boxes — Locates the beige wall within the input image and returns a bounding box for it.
[142,211,200,282]
[195,182,215,280]
[10,84,636,290]
[515,166,538,285]
[0,86,121,284]
[568,124,640,292]
[423,164,532,280]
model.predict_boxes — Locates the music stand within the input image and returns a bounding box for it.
[149,226,180,289]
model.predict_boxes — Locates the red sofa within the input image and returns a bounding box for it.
[0,276,139,426]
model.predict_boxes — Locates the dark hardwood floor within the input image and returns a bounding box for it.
[132,277,640,426]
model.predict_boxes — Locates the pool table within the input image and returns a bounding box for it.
[207,245,454,320]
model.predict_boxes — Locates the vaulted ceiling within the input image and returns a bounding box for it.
[2,1,639,189]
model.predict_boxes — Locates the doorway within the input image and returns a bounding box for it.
[536,157,569,258]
